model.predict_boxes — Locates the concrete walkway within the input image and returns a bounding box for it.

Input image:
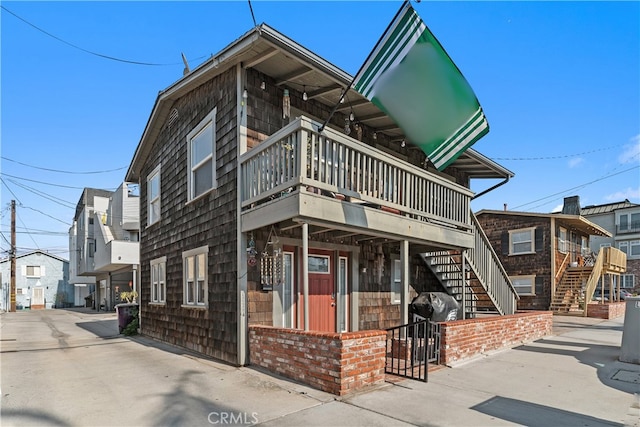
[1,308,638,426]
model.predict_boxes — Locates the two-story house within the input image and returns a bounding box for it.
[0,250,71,310]
[582,199,639,292]
[125,21,519,383]
[476,196,626,315]
[69,183,140,311]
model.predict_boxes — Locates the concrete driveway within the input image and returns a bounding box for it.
[1,308,638,426]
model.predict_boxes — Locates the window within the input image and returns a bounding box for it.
[150,257,166,304]
[617,241,638,257]
[581,236,589,256]
[187,108,217,200]
[147,165,161,225]
[633,213,640,230]
[391,258,402,305]
[509,228,535,255]
[510,275,535,296]
[183,246,208,307]
[88,240,95,258]
[25,266,41,277]
[620,214,629,231]
[621,274,635,289]
[558,227,567,253]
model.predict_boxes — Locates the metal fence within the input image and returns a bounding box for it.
[385,319,441,382]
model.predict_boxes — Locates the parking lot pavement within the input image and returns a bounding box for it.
[1,309,638,427]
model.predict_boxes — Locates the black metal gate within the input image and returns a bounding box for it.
[385,319,441,382]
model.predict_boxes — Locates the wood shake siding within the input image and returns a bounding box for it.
[476,214,552,310]
[139,69,239,364]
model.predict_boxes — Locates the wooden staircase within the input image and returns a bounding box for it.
[420,211,519,317]
[550,268,591,315]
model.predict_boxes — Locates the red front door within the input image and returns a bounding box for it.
[307,249,336,332]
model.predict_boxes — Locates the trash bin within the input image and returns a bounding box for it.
[84,296,93,308]
[115,303,138,334]
[620,296,640,364]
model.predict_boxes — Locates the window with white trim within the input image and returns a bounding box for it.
[391,258,402,305]
[581,236,589,256]
[25,265,42,278]
[509,228,535,255]
[558,227,567,253]
[187,108,217,200]
[150,257,166,304]
[183,246,208,307]
[625,240,640,258]
[147,165,161,226]
[621,274,635,289]
[510,275,536,296]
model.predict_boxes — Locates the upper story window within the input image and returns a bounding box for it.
[509,228,535,255]
[558,227,567,253]
[147,165,161,226]
[619,240,640,259]
[581,236,589,256]
[187,108,217,201]
[183,246,208,308]
[618,212,640,233]
[24,265,42,278]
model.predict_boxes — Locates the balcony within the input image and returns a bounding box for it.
[616,222,640,235]
[240,116,474,249]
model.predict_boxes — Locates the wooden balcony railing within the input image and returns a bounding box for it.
[240,116,473,232]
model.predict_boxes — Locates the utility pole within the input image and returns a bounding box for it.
[10,200,16,312]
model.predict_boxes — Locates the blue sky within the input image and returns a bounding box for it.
[1,1,639,259]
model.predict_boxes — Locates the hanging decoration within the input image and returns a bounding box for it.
[260,226,283,291]
[247,233,257,267]
[283,89,291,119]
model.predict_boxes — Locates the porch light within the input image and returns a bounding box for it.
[260,81,266,90]
[302,86,308,101]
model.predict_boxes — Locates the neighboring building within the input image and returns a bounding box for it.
[69,183,140,311]
[476,196,626,314]
[0,250,71,310]
[124,23,517,378]
[582,199,640,291]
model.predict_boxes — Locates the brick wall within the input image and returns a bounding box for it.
[248,325,386,395]
[439,311,553,366]
[586,302,626,319]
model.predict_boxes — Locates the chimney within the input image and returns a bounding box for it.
[561,196,581,215]
[503,203,507,211]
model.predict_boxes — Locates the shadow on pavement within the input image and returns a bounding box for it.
[514,338,639,394]
[74,319,120,339]
[1,408,71,426]
[471,396,623,427]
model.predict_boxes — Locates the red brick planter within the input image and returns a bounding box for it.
[248,325,386,395]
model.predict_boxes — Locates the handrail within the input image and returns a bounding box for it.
[240,116,474,231]
[555,253,570,282]
[583,247,605,316]
[465,212,518,315]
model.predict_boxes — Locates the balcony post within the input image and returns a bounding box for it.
[302,222,309,331]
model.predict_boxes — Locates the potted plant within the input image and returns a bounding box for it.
[116,291,139,334]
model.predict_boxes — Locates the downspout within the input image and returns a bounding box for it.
[472,176,510,200]
[551,217,557,308]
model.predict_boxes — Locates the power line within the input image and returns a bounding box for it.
[1,5,198,67]
[512,165,640,211]
[2,156,127,175]
[490,144,624,161]
[6,178,77,209]
[0,173,90,190]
